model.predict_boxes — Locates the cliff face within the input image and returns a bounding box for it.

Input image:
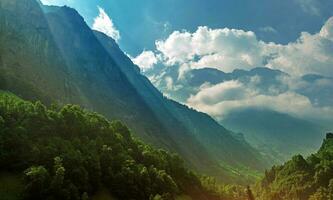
[0,0,268,183]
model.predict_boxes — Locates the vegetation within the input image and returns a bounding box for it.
[255,133,333,200]
[0,92,252,200]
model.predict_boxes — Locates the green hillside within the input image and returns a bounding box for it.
[0,91,255,200]
[255,133,333,200]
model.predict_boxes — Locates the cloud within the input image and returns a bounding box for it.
[156,27,264,74]
[141,17,333,125]
[155,16,333,77]
[294,0,321,16]
[259,26,278,34]
[187,80,333,121]
[40,0,74,6]
[265,17,333,76]
[92,7,120,42]
[130,51,159,72]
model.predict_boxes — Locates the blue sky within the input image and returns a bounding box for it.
[41,0,333,56]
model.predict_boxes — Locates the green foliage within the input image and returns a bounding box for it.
[256,133,333,200]
[0,172,24,200]
[200,176,250,199]
[0,92,242,200]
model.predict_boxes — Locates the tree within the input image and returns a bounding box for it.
[81,192,89,200]
[50,157,66,198]
[24,166,50,200]
[246,186,255,200]
[0,115,4,130]
[309,188,328,200]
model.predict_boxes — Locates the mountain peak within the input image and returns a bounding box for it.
[318,132,333,154]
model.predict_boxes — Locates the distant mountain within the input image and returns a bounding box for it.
[152,67,289,103]
[221,108,325,162]
[299,74,333,107]
[0,0,268,183]
[256,133,333,200]
[150,66,327,162]
[189,67,287,89]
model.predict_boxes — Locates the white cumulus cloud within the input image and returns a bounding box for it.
[155,16,333,77]
[93,7,120,42]
[187,80,333,121]
[156,26,264,73]
[265,17,333,76]
[40,0,74,6]
[130,51,159,72]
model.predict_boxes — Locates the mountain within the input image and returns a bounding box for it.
[0,0,268,183]
[256,133,333,200]
[149,66,326,162]
[299,74,333,108]
[189,67,287,89]
[222,108,325,162]
[150,67,288,103]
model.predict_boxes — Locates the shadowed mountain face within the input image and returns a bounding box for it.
[0,0,268,183]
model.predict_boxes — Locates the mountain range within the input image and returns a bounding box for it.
[148,66,330,162]
[0,0,269,183]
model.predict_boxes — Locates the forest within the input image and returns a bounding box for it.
[255,133,333,200]
[0,91,252,200]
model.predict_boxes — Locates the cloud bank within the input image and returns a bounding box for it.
[137,17,333,77]
[131,17,333,124]
[187,79,333,122]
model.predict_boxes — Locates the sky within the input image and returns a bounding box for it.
[41,0,333,56]
[41,0,333,127]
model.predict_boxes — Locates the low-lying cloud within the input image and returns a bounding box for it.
[187,79,333,122]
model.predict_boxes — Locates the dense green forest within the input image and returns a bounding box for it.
[255,133,333,200]
[0,91,252,200]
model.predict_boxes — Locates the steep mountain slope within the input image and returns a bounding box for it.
[0,0,83,104]
[0,0,268,183]
[256,133,333,200]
